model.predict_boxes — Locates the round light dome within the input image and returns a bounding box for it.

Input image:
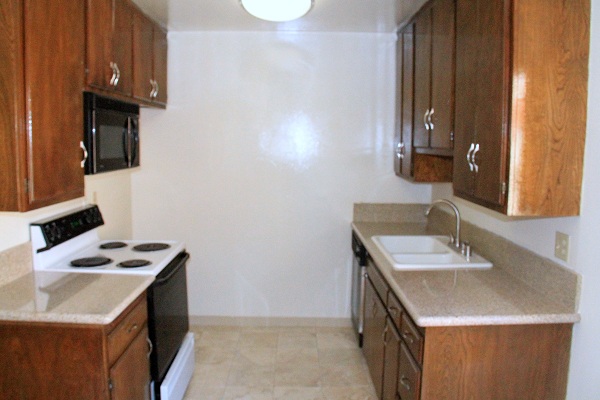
[240,0,314,22]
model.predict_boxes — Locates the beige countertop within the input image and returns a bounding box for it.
[352,221,580,327]
[0,270,153,325]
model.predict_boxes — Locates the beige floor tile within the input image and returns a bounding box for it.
[187,325,375,399]
[316,330,357,350]
[274,361,322,387]
[227,364,275,387]
[278,331,318,349]
[277,347,319,364]
[239,331,279,349]
[319,364,371,387]
[273,386,325,399]
[318,348,366,366]
[321,385,377,400]
[222,385,274,400]
[183,383,226,400]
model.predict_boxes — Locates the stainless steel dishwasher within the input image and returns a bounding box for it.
[351,232,368,347]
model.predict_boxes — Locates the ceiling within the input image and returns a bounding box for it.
[131,0,427,33]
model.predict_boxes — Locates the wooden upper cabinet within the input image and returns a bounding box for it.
[454,0,590,216]
[413,0,454,152]
[133,7,168,107]
[0,0,85,211]
[86,0,133,97]
[395,0,454,183]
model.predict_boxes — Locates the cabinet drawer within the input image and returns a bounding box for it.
[367,261,388,302]
[108,298,148,365]
[387,292,403,329]
[398,342,421,400]
[400,312,424,365]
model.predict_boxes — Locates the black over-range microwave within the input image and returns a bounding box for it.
[83,92,140,174]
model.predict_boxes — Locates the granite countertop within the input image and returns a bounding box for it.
[352,221,581,327]
[0,270,153,325]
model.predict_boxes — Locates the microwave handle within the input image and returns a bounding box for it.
[130,117,139,166]
[122,119,130,166]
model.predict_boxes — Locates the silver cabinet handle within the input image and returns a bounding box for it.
[396,142,405,159]
[400,376,412,391]
[109,62,117,86]
[428,108,435,130]
[466,143,475,171]
[402,330,415,344]
[423,109,431,130]
[472,143,480,173]
[80,141,88,169]
[154,80,159,99]
[114,63,120,87]
[146,336,153,359]
[149,79,156,98]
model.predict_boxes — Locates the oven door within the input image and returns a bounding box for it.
[147,251,190,387]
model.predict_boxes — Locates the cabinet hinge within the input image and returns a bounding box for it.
[501,182,507,197]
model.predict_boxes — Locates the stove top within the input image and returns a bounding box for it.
[41,240,186,275]
[30,205,185,276]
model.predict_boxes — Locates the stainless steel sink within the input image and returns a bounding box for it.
[371,235,492,271]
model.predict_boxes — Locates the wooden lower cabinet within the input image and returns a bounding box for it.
[363,277,387,399]
[0,293,150,399]
[363,261,574,400]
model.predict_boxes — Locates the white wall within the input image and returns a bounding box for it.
[131,32,431,319]
[0,173,133,253]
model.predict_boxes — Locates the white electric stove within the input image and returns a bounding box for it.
[29,204,194,400]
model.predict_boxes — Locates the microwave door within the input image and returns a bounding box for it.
[94,109,129,172]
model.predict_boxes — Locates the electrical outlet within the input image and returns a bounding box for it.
[555,232,570,262]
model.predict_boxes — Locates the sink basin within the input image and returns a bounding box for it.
[371,235,492,271]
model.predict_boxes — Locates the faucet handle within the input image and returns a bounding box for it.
[461,241,472,260]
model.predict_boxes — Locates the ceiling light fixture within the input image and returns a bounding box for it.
[240,0,314,22]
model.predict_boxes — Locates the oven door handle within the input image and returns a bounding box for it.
[154,253,190,286]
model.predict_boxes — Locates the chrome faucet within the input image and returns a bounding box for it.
[425,199,461,249]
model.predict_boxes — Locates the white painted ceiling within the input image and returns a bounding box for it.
[131,0,427,33]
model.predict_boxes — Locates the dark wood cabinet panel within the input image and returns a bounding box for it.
[453,0,590,216]
[110,325,151,400]
[395,0,454,183]
[133,6,168,108]
[86,0,133,96]
[0,293,150,399]
[382,318,401,400]
[453,0,507,209]
[360,250,573,400]
[0,0,85,211]
[363,276,386,399]
[153,25,168,105]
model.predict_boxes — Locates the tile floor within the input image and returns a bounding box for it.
[183,325,377,400]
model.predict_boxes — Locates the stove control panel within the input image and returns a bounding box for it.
[30,205,104,251]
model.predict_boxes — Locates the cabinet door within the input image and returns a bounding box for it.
[399,23,415,178]
[152,24,168,105]
[112,0,133,96]
[110,326,151,400]
[133,10,154,102]
[86,0,113,90]
[24,0,85,209]
[86,0,133,95]
[429,0,455,150]
[454,0,508,208]
[363,279,386,399]
[412,8,432,149]
[382,318,401,400]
